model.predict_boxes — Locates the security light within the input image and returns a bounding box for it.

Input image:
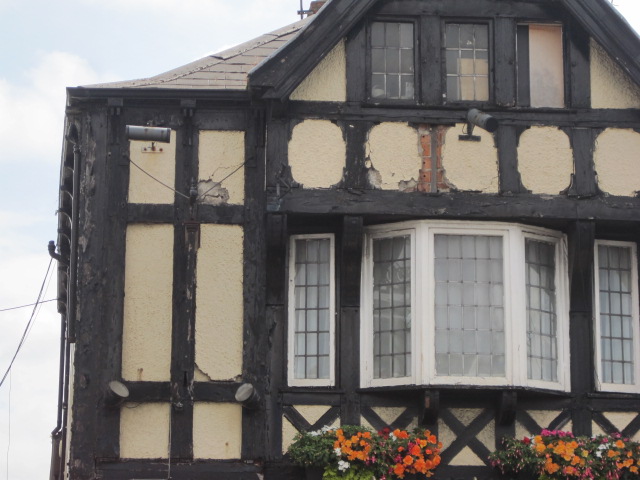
[459,108,498,141]
[125,125,171,143]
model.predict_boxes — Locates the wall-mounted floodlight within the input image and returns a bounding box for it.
[235,383,260,410]
[125,125,171,143]
[105,380,130,407]
[459,108,498,142]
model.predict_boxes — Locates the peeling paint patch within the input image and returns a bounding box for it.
[198,131,245,205]
[197,179,229,205]
[365,123,421,191]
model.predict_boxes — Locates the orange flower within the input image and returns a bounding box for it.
[616,440,626,448]
[410,445,422,456]
[394,464,406,477]
[403,455,414,465]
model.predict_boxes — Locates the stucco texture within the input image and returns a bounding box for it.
[438,409,486,466]
[282,406,339,453]
[290,40,346,102]
[198,130,245,205]
[591,40,640,109]
[289,119,346,188]
[195,224,244,381]
[128,130,177,204]
[193,403,242,459]
[366,123,421,190]
[442,124,499,192]
[120,403,170,458]
[518,127,573,194]
[595,128,640,196]
[516,410,564,439]
[122,224,173,382]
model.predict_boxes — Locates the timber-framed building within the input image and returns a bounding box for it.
[51,0,640,479]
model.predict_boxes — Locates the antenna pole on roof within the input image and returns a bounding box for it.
[297,0,312,19]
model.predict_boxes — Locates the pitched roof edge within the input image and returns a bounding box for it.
[248,0,377,99]
[561,0,640,85]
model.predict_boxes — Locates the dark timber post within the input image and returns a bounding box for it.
[568,220,596,436]
[170,105,198,460]
[339,216,364,425]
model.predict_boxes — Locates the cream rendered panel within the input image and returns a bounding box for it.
[282,406,340,453]
[518,127,573,194]
[282,416,299,454]
[442,125,499,193]
[122,224,173,382]
[195,225,244,381]
[64,345,76,469]
[290,40,346,102]
[128,130,177,204]
[120,403,170,458]
[366,123,422,190]
[198,131,245,205]
[595,129,640,196]
[289,120,345,188]
[591,40,640,109]
[193,403,242,459]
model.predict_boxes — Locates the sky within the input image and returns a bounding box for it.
[0,1,638,479]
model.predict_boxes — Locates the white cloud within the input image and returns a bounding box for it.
[0,51,115,164]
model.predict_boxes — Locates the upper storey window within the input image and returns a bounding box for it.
[517,24,565,108]
[445,24,490,102]
[370,22,415,101]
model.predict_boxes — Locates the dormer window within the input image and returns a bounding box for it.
[445,23,490,102]
[370,21,415,100]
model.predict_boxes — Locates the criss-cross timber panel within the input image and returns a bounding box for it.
[439,408,495,467]
[360,406,419,431]
[593,411,640,439]
[283,405,341,433]
[515,409,571,437]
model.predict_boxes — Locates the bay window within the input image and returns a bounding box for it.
[594,241,640,393]
[361,221,570,391]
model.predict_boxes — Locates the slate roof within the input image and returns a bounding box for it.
[84,17,312,90]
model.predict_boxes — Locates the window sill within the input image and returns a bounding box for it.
[357,384,572,398]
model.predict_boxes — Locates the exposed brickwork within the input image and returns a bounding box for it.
[309,1,327,14]
[417,124,451,193]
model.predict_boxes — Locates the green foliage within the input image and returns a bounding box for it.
[323,465,374,480]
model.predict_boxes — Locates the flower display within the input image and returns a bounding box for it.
[287,425,442,479]
[489,430,640,480]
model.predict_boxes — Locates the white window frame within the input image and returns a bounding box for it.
[287,234,336,387]
[361,227,418,387]
[594,240,640,394]
[360,220,570,391]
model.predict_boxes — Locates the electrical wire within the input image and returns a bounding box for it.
[198,162,246,200]
[128,158,190,200]
[0,259,53,389]
[0,298,56,313]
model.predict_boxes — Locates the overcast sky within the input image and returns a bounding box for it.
[0,1,639,479]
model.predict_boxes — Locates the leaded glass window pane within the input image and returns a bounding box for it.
[599,245,635,385]
[526,239,558,382]
[293,238,331,379]
[445,24,489,101]
[434,234,505,377]
[371,22,415,100]
[373,236,411,378]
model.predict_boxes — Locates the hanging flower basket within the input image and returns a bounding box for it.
[288,425,443,480]
[489,430,640,480]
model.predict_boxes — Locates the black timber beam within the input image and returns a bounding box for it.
[274,190,640,224]
[242,107,270,460]
[286,103,640,128]
[568,221,596,436]
[379,0,564,18]
[127,204,244,224]
[97,460,261,480]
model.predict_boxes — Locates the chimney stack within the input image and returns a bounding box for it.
[309,1,326,15]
